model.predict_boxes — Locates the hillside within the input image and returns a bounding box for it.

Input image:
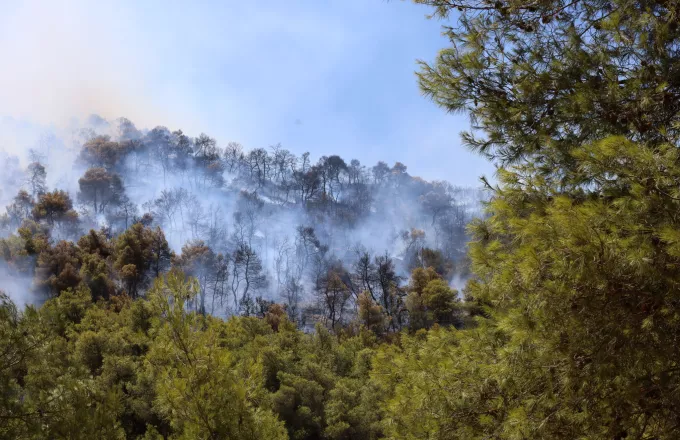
[0,116,485,323]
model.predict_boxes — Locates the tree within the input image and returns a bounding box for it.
[282,276,303,322]
[270,144,296,184]
[357,291,385,336]
[273,238,304,320]
[406,267,459,331]
[375,139,680,438]
[316,270,351,330]
[107,195,137,232]
[352,249,378,302]
[293,167,321,204]
[295,225,327,274]
[318,155,347,202]
[149,226,172,279]
[370,1,680,437]
[79,251,115,300]
[0,291,35,439]
[224,141,244,173]
[152,188,184,231]
[36,240,82,297]
[77,229,115,300]
[407,247,455,280]
[114,223,169,298]
[171,129,194,173]
[32,190,79,237]
[389,162,409,188]
[115,117,142,141]
[193,133,219,162]
[232,190,265,246]
[25,162,47,197]
[0,285,129,439]
[146,126,174,182]
[79,135,128,170]
[146,271,287,439]
[174,240,225,315]
[415,0,680,175]
[419,182,452,226]
[6,190,34,229]
[374,253,403,330]
[77,167,125,216]
[1,220,50,271]
[231,244,268,313]
[371,161,390,185]
[401,227,426,255]
[347,159,365,185]
[246,148,270,187]
[33,190,72,225]
[372,324,495,439]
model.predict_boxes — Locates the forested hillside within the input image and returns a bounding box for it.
[4,0,680,438]
[0,115,484,323]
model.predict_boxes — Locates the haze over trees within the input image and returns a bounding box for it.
[2,0,679,438]
[1,110,483,324]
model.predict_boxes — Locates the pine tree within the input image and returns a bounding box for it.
[415,0,680,175]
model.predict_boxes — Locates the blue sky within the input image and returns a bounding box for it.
[0,0,494,185]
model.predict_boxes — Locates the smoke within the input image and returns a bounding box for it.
[449,272,468,299]
[0,114,487,317]
[0,260,39,310]
[0,1,494,319]
[0,1,200,137]
[0,0,496,188]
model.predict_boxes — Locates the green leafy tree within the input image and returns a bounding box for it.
[405,267,459,331]
[78,229,116,300]
[372,325,499,439]
[146,271,288,439]
[415,0,680,173]
[389,1,680,438]
[36,240,83,297]
[357,291,385,336]
[375,138,680,438]
[114,223,170,298]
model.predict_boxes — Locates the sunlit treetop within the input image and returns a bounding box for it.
[416,0,680,173]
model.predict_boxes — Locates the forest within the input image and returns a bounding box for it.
[3,0,680,438]
[0,112,484,322]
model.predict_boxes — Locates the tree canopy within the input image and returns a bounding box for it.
[2,0,679,438]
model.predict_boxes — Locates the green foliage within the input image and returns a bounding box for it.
[0,221,49,273]
[415,0,680,173]
[406,267,460,331]
[397,0,680,436]
[9,143,679,439]
[0,269,390,439]
[373,326,503,439]
[373,138,680,438]
[5,1,679,437]
[144,271,287,439]
[36,240,82,297]
[357,291,386,336]
[115,224,171,298]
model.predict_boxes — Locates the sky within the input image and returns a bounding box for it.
[0,0,494,186]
